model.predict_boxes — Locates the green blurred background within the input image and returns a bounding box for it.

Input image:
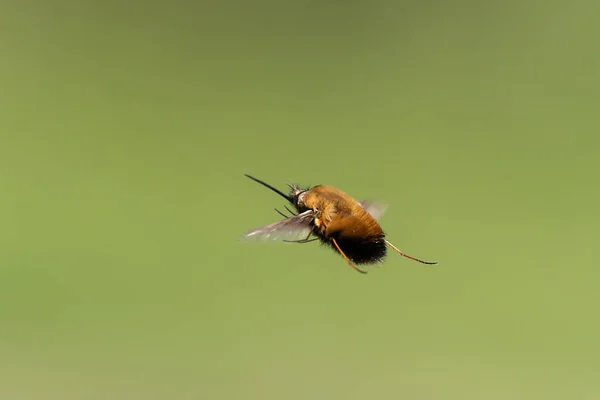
[1,1,599,399]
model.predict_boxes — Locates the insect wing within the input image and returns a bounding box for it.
[359,200,388,220]
[242,210,314,242]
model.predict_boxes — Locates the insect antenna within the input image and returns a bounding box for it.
[385,240,438,265]
[331,238,368,274]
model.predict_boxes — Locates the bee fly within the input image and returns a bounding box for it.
[242,174,437,274]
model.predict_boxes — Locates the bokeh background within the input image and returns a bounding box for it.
[2,1,599,399]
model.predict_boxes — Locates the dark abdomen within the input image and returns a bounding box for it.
[320,234,387,265]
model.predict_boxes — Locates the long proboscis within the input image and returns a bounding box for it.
[245,174,293,203]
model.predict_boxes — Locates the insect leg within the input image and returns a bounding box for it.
[284,205,297,216]
[275,206,297,219]
[283,232,317,244]
[284,238,319,244]
[331,238,367,275]
[274,208,289,218]
[384,240,438,265]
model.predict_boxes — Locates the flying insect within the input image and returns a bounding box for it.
[242,174,437,274]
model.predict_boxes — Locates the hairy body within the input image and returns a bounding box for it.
[243,174,437,274]
[301,186,387,264]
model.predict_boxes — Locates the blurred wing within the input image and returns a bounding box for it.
[241,210,314,242]
[359,200,388,220]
